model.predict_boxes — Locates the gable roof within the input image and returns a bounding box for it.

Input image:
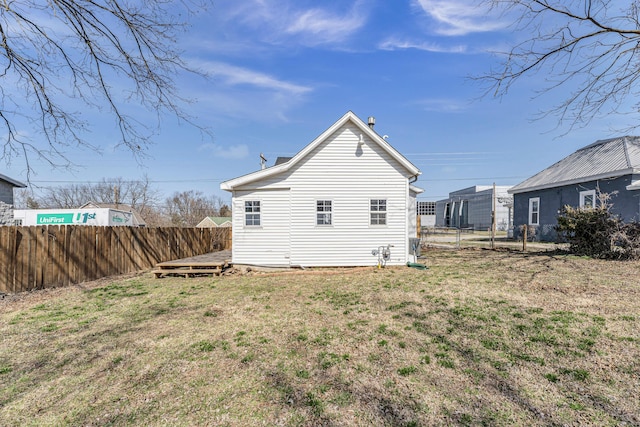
[509,136,640,194]
[221,111,421,191]
[0,173,26,188]
[197,216,232,227]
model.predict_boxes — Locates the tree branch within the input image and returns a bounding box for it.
[0,0,208,178]
[481,0,640,132]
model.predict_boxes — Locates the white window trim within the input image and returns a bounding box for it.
[370,199,387,226]
[528,197,540,226]
[244,200,261,227]
[316,199,332,226]
[579,189,596,209]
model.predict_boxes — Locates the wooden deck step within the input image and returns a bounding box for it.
[152,267,224,278]
[153,251,231,278]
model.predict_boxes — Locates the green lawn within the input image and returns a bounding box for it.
[1,249,638,426]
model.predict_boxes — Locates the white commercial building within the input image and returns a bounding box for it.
[435,186,513,231]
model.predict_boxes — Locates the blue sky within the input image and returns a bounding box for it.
[3,0,632,204]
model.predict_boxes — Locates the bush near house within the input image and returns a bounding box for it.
[556,203,640,259]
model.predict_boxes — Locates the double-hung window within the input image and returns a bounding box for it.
[528,197,540,225]
[245,201,261,226]
[370,199,387,225]
[316,200,332,225]
[580,190,596,209]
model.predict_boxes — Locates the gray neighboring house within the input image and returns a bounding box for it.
[510,136,640,241]
[435,185,513,231]
[0,173,27,225]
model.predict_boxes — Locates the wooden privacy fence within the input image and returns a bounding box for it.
[0,225,232,293]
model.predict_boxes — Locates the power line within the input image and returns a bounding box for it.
[29,178,226,185]
[421,176,526,182]
[404,151,498,155]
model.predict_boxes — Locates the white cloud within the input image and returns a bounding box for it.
[379,37,467,53]
[212,0,368,47]
[179,61,312,124]
[413,0,506,36]
[197,61,312,95]
[415,98,470,113]
[199,143,250,159]
[285,6,367,45]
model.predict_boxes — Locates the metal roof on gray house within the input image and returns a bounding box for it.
[509,136,640,194]
[0,173,26,188]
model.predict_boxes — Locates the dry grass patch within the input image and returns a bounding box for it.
[1,248,639,426]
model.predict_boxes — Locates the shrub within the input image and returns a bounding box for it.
[555,204,618,257]
[555,192,640,259]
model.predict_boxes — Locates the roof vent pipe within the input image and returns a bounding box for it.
[368,116,375,129]
[260,153,267,170]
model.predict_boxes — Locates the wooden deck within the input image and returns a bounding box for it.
[152,250,232,278]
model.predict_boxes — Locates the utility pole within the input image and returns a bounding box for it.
[491,182,496,250]
[114,185,120,209]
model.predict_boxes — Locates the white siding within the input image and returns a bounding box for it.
[232,189,291,266]
[232,124,414,267]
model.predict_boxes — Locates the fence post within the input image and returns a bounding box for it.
[522,224,527,252]
[491,183,496,250]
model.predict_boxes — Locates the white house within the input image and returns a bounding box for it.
[220,111,423,267]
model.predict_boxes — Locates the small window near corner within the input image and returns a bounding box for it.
[580,190,596,209]
[370,199,387,225]
[528,197,540,225]
[245,201,261,226]
[316,200,332,225]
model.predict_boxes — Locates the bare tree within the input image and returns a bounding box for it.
[165,190,223,227]
[29,176,162,222]
[0,0,206,178]
[13,188,39,209]
[484,0,640,131]
[219,203,231,217]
